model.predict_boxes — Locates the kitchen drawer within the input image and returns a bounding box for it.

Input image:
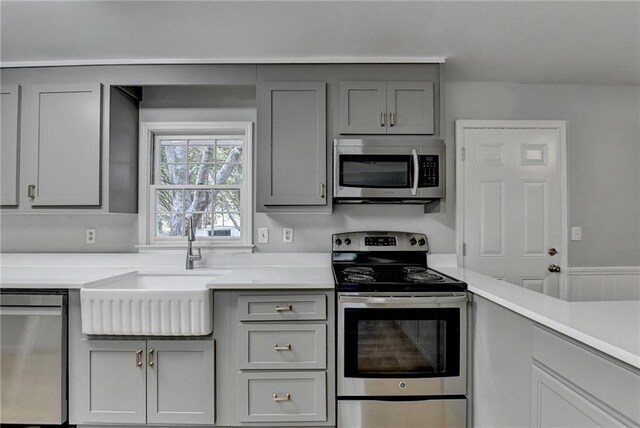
[238,371,327,423]
[532,325,640,424]
[237,294,326,321]
[238,324,326,370]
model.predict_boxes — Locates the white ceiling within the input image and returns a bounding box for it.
[1,1,639,85]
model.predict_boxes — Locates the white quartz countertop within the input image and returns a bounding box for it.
[206,266,334,289]
[0,266,137,289]
[434,265,640,369]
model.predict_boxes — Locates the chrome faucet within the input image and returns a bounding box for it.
[185,216,202,270]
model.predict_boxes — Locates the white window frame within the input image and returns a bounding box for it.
[138,122,253,251]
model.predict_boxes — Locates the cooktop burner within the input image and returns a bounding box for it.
[331,232,467,293]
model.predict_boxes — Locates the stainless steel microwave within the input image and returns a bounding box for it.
[333,138,444,203]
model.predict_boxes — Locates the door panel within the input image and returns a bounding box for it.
[85,340,146,424]
[0,85,20,206]
[339,81,386,134]
[147,340,215,425]
[387,81,434,135]
[32,84,101,206]
[459,123,564,297]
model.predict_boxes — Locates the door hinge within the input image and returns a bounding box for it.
[462,242,467,256]
[461,147,466,161]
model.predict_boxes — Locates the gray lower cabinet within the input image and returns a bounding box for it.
[81,339,215,425]
[1,85,21,207]
[30,83,102,206]
[234,292,331,425]
[339,81,434,135]
[256,81,327,209]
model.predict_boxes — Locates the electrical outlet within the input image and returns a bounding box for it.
[283,228,293,243]
[258,228,269,244]
[571,226,582,241]
[86,228,96,244]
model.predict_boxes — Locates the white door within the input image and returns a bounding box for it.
[456,121,567,297]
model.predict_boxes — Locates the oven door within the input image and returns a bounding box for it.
[338,294,467,397]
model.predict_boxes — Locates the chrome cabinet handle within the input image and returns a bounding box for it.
[274,305,292,312]
[380,112,385,127]
[28,184,36,200]
[273,393,291,402]
[135,349,143,368]
[273,343,292,351]
[320,183,325,198]
[390,112,395,127]
[148,349,155,368]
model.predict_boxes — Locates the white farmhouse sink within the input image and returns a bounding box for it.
[80,272,227,336]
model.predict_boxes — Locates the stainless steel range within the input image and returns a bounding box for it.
[333,231,468,428]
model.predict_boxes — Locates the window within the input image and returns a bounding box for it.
[139,122,252,248]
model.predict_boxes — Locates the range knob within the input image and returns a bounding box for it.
[344,238,352,246]
[409,238,417,246]
[335,238,342,246]
[418,238,426,246]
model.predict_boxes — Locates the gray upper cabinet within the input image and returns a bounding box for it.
[30,83,102,206]
[339,81,434,135]
[257,81,327,208]
[1,85,20,206]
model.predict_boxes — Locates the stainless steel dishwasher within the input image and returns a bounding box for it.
[0,291,67,425]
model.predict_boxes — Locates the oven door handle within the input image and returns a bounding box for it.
[339,295,467,307]
[410,148,419,196]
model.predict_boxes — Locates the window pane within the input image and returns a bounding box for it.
[190,213,213,237]
[213,212,241,238]
[159,163,187,185]
[217,143,243,164]
[213,190,240,212]
[156,213,185,237]
[217,163,242,185]
[188,144,216,164]
[189,163,216,185]
[160,141,187,163]
[185,189,213,214]
[156,190,184,212]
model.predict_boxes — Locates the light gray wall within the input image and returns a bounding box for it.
[1,69,638,267]
[446,82,640,267]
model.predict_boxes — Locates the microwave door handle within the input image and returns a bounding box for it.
[411,149,419,196]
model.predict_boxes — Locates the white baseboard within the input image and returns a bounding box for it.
[565,266,640,301]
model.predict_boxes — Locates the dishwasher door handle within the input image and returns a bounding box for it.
[0,306,62,316]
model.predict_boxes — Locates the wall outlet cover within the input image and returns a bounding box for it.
[283,228,293,243]
[86,228,96,244]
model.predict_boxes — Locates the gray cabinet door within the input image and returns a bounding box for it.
[257,81,327,207]
[84,340,146,424]
[1,85,20,206]
[339,81,387,134]
[146,340,215,425]
[387,81,434,135]
[31,84,102,206]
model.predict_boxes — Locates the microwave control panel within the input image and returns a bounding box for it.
[419,155,439,187]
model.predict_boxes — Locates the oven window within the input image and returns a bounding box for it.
[344,308,460,378]
[339,155,412,188]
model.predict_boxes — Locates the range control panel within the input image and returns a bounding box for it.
[333,231,428,252]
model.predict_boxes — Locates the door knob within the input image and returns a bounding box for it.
[548,248,558,256]
[548,264,561,273]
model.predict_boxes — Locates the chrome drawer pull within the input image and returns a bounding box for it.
[273,393,291,402]
[274,305,292,312]
[273,343,292,351]
[148,349,155,368]
[135,349,143,368]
